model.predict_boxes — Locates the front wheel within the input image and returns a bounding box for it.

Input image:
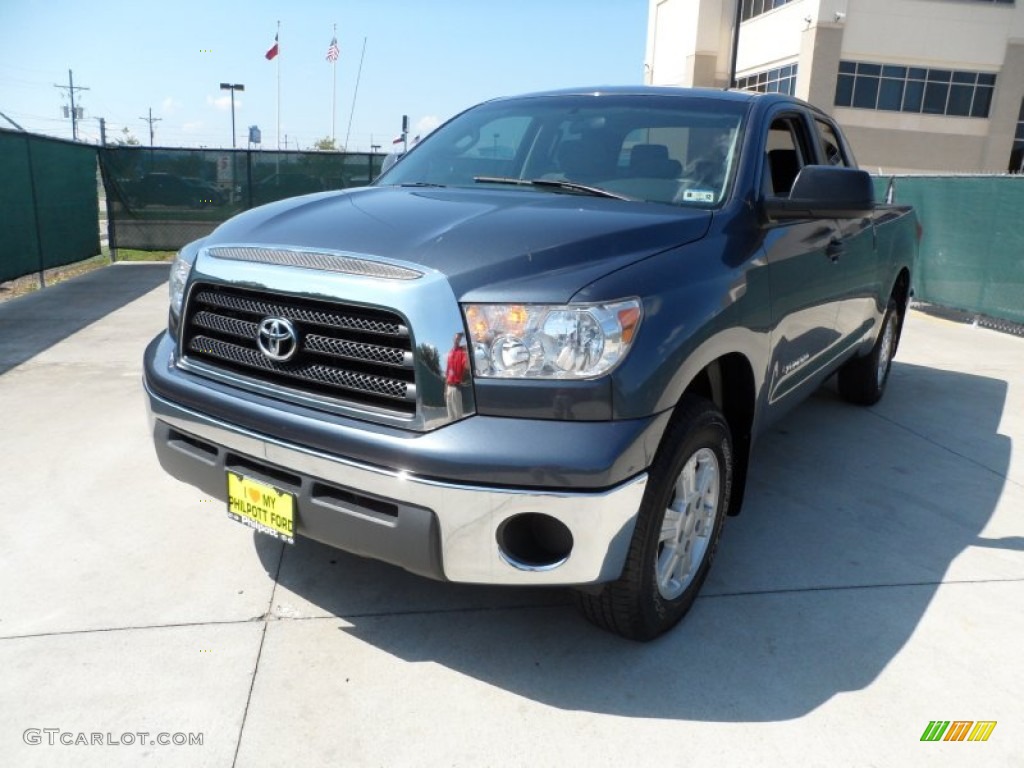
[575,396,732,641]
[837,298,901,405]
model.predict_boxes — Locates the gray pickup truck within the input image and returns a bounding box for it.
[144,87,918,640]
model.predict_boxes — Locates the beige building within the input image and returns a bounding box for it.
[645,0,1024,173]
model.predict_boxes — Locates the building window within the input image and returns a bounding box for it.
[1010,99,1024,173]
[737,64,798,96]
[835,61,996,118]
[741,0,796,23]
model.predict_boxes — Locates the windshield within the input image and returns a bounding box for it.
[376,93,748,207]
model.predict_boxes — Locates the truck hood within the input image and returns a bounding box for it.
[206,185,711,302]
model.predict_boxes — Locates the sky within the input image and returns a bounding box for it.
[0,0,649,152]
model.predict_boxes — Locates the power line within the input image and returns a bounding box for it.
[0,63,68,76]
[4,109,68,123]
[0,76,52,90]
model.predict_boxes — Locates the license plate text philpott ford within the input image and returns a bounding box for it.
[226,472,295,544]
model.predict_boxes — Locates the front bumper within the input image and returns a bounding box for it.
[145,332,665,585]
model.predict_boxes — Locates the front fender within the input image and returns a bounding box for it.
[574,236,772,421]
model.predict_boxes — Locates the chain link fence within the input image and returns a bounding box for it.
[99,147,385,252]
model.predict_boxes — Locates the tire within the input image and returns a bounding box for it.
[575,396,732,641]
[837,298,900,406]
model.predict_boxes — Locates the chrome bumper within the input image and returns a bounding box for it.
[146,385,647,585]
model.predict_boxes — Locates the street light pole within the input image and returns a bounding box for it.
[219,83,245,148]
[729,0,742,89]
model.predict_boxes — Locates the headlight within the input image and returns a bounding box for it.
[168,243,200,318]
[463,300,642,379]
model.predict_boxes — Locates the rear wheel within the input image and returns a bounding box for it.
[838,298,900,405]
[575,396,732,641]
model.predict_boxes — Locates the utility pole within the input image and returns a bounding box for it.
[139,108,162,147]
[54,69,89,140]
[99,117,106,146]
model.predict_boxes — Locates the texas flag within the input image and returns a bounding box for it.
[265,33,279,60]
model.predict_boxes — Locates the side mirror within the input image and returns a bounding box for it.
[764,165,874,220]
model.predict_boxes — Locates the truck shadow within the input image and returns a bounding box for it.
[255,360,1011,721]
[0,263,169,375]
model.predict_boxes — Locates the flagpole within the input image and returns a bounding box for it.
[344,36,367,152]
[331,23,337,144]
[276,19,281,150]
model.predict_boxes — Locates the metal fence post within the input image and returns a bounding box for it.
[246,148,254,210]
[97,147,119,261]
[24,135,46,288]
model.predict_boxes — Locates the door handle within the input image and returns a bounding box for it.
[826,238,844,262]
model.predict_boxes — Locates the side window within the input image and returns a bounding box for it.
[763,116,811,198]
[814,119,848,166]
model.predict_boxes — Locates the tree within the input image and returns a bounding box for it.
[313,136,341,151]
[417,343,441,377]
[114,127,140,146]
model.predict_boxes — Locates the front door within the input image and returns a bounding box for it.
[761,114,846,406]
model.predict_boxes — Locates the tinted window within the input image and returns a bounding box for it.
[972,87,995,118]
[835,75,854,107]
[923,82,949,114]
[763,116,811,197]
[903,81,924,112]
[835,60,995,118]
[378,94,748,207]
[878,79,904,111]
[947,85,974,117]
[737,64,798,96]
[814,119,848,166]
[853,76,880,109]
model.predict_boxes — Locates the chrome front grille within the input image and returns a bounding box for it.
[191,290,406,336]
[182,284,416,414]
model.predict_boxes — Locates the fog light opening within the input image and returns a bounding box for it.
[497,513,574,572]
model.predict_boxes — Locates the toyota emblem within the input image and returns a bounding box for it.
[256,317,299,362]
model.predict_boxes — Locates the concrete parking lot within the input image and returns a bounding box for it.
[1,263,1021,767]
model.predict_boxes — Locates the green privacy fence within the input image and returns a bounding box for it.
[877,175,1024,324]
[99,147,385,251]
[4,136,1022,329]
[0,129,100,284]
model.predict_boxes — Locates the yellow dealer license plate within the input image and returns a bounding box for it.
[227,472,295,544]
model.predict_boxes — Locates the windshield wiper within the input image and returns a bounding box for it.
[398,182,447,188]
[473,176,631,201]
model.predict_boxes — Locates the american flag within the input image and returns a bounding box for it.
[326,36,340,63]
